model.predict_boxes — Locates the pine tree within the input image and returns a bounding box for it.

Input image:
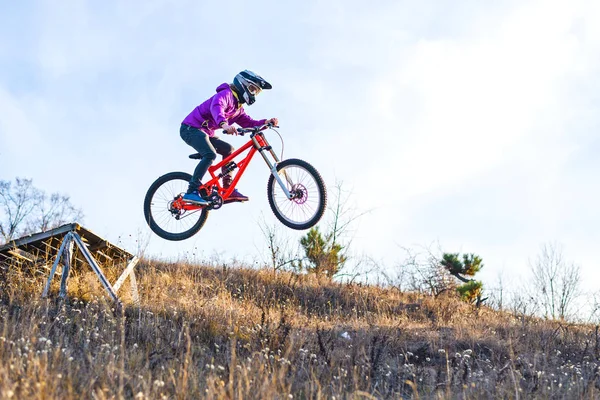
[440,253,486,305]
[297,227,346,278]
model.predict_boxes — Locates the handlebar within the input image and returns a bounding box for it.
[222,121,278,136]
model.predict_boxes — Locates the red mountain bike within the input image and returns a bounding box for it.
[144,123,327,241]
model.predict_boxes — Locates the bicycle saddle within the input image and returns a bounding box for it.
[189,153,202,159]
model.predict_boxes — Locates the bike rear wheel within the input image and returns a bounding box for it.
[144,172,209,241]
[267,159,327,230]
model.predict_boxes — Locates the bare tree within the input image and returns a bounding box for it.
[530,242,581,320]
[392,244,456,297]
[0,177,83,244]
[587,292,600,324]
[337,254,383,284]
[326,180,367,249]
[309,180,369,279]
[508,286,540,319]
[0,178,41,242]
[27,192,84,233]
[257,214,301,272]
[487,271,507,311]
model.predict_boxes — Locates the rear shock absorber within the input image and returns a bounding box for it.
[218,161,238,178]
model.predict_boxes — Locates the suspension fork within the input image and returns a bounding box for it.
[252,133,293,200]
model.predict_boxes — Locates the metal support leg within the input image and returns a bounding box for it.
[42,233,71,298]
[113,256,139,293]
[72,232,120,303]
[59,237,74,298]
[130,270,140,305]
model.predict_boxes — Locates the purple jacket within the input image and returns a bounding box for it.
[182,83,266,137]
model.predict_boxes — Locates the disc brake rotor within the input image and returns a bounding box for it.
[291,184,308,204]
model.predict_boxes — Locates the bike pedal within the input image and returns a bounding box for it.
[224,199,247,204]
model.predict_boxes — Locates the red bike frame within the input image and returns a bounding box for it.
[173,128,279,211]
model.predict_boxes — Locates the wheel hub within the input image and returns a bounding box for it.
[291,184,308,204]
[168,197,184,219]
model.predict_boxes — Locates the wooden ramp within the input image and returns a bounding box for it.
[0,223,139,304]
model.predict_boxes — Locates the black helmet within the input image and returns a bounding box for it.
[233,70,272,105]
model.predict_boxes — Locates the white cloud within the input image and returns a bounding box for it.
[369,0,585,196]
[288,0,600,287]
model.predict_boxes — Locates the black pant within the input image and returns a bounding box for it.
[180,124,234,185]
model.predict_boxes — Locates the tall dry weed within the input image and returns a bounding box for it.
[0,258,598,398]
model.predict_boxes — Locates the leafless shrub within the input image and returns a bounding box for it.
[392,244,456,297]
[257,214,301,272]
[530,242,581,320]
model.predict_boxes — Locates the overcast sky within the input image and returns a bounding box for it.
[1,0,599,297]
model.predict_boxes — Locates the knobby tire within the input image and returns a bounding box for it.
[143,171,209,241]
[267,158,327,230]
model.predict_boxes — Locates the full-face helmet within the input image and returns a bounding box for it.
[233,70,272,105]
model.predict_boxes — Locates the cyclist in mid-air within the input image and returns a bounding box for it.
[180,70,278,206]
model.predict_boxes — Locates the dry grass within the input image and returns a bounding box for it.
[0,259,599,399]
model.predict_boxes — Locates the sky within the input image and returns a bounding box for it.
[1,0,599,300]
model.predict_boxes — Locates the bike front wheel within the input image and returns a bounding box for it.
[144,171,209,241]
[267,159,327,230]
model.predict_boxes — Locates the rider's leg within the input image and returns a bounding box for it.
[209,136,249,202]
[180,125,216,205]
[209,136,234,182]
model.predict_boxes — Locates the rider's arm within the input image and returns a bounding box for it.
[232,108,267,128]
[209,91,230,128]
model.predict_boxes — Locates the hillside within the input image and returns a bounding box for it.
[0,259,599,399]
